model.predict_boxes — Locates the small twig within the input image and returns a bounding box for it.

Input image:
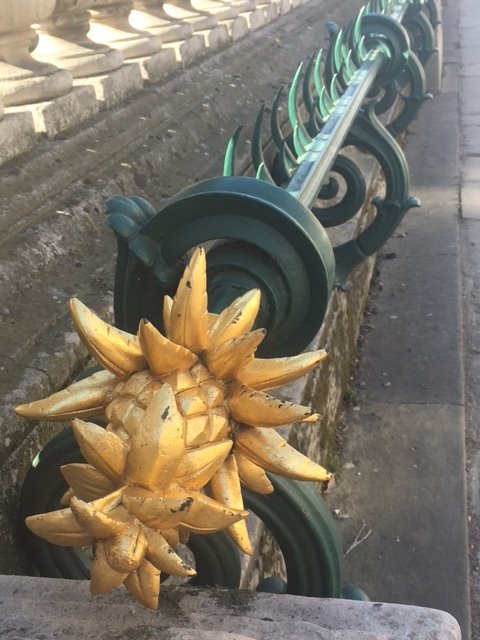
[344,521,372,557]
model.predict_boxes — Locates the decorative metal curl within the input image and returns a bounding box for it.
[387,50,432,135]
[106,178,335,357]
[312,154,367,228]
[403,5,437,66]
[334,103,420,286]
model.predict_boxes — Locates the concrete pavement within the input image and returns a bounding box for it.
[328,1,480,639]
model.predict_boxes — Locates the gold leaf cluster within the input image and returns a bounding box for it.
[16,248,330,608]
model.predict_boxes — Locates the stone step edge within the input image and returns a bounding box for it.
[0,0,308,168]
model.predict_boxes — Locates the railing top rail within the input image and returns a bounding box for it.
[285,0,413,208]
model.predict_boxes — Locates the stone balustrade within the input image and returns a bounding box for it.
[0,0,307,166]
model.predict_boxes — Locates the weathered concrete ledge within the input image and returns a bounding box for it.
[0,576,462,639]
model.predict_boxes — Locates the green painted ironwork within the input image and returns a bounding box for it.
[224,0,433,291]
[403,4,437,65]
[107,177,335,357]
[387,50,432,136]
[103,0,435,355]
[243,475,344,597]
[17,0,440,607]
[334,103,420,285]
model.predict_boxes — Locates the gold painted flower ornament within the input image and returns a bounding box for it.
[16,248,330,609]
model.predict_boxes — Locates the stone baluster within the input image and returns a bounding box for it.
[275,0,293,15]
[189,1,256,41]
[162,1,234,53]
[256,0,279,22]
[88,0,179,81]
[33,0,124,78]
[0,0,72,106]
[87,0,165,59]
[190,0,254,21]
[130,1,193,43]
[162,1,219,31]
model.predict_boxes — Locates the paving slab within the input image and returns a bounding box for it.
[327,2,471,638]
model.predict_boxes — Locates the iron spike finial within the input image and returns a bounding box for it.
[252,103,275,184]
[288,63,313,157]
[223,126,243,177]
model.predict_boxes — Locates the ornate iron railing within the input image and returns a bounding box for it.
[18,0,439,602]
[105,0,433,356]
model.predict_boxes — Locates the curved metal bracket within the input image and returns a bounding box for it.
[288,64,313,157]
[312,154,367,228]
[403,7,437,66]
[334,103,420,286]
[243,475,343,597]
[372,81,399,116]
[223,126,243,177]
[324,28,345,89]
[108,177,335,357]
[387,50,432,136]
[424,0,441,27]
[360,14,411,89]
[271,87,299,183]
[303,55,327,136]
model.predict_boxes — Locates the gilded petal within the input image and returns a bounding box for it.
[122,490,193,530]
[145,529,196,576]
[228,383,319,427]
[233,427,331,482]
[105,524,148,573]
[126,384,185,490]
[15,370,118,421]
[208,312,218,329]
[25,509,93,547]
[205,329,266,380]
[90,541,128,595]
[162,528,180,548]
[72,419,128,483]
[69,299,146,379]
[84,488,125,513]
[175,439,233,490]
[174,487,248,533]
[61,463,117,502]
[162,295,173,339]
[124,558,160,610]
[60,487,75,506]
[208,454,252,554]
[234,450,273,495]
[239,349,328,391]
[138,319,197,376]
[168,248,208,353]
[208,289,261,345]
[70,497,130,538]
